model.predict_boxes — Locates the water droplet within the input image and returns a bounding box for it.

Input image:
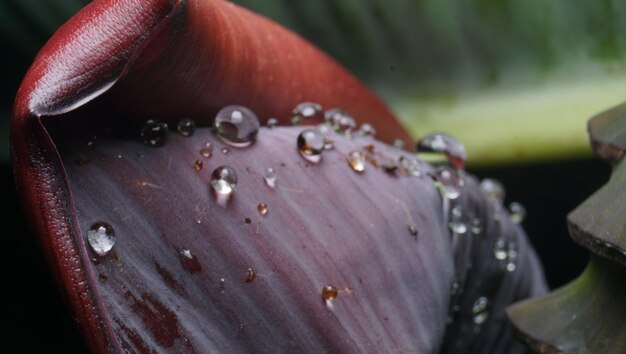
[292,102,323,125]
[177,118,196,137]
[180,249,202,273]
[493,238,507,260]
[141,120,169,147]
[448,205,468,234]
[221,147,230,155]
[194,160,203,171]
[472,297,489,324]
[393,139,405,150]
[399,156,423,177]
[297,129,325,163]
[214,105,260,147]
[347,151,366,173]
[336,115,356,135]
[408,225,419,237]
[264,168,277,188]
[210,166,237,204]
[321,285,338,302]
[416,133,467,169]
[324,108,345,125]
[509,202,526,223]
[181,249,193,259]
[257,203,268,216]
[244,218,252,224]
[200,142,213,158]
[506,241,518,272]
[358,123,376,137]
[431,167,463,199]
[87,222,116,256]
[266,118,278,128]
[480,178,505,203]
[470,218,482,235]
[245,268,256,283]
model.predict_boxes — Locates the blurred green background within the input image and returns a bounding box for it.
[0,0,620,351]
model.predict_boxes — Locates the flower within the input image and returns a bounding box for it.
[11,0,545,352]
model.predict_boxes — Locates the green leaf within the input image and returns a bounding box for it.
[507,255,626,353]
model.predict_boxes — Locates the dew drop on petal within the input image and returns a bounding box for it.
[221,147,230,155]
[431,167,463,200]
[200,142,213,158]
[177,118,196,137]
[393,139,405,150]
[416,133,467,169]
[264,168,277,188]
[87,222,116,256]
[506,241,518,272]
[480,178,505,203]
[297,129,325,163]
[194,160,203,171]
[266,118,278,128]
[245,268,256,283]
[493,237,507,260]
[141,120,169,147]
[292,102,324,125]
[470,218,482,235]
[321,285,338,302]
[214,105,260,147]
[448,205,468,234]
[324,108,346,126]
[257,203,268,216]
[408,225,419,238]
[358,123,376,137]
[336,115,356,135]
[347,151,366,173]
[399,156,423,177]
[210,166,237,204]
[509,202,526,224]
[472,297,489,324]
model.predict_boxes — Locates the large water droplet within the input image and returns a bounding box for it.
[264,168,277,188]
[480,178,505,203]
[292,102,323,125]
[321,285,338,302]
[347,151,365,173]
[493,237,507,260]
[200,142,213,158]
[509,202,526,224]
[472,297,489,324]
[210,166,238,205]
[214,105,260,147]
[431,167,463,200]
[87,222,116,256]
[141,120,168,147]
[416,133,467,169]
[297,129,325,163]
[257,203,268,216]
[177,118,196,137]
